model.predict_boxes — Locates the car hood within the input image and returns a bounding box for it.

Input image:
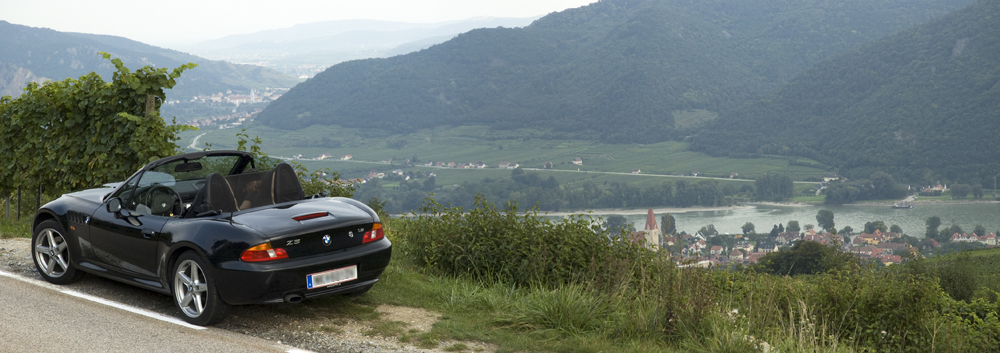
[231,198,375,238]
[65,183,121,204]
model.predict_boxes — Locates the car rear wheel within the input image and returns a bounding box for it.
[32,220,83,284]
[172,251,229,326]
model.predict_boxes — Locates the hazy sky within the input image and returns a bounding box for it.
[0,0,596,48]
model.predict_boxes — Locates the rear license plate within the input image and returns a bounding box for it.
[307,265,357,289]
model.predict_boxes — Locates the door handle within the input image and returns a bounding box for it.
[142,229,156,239]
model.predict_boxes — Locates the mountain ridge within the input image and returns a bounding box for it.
[181,17,542,77]
[256,0,975,143]
[0,20,300,101]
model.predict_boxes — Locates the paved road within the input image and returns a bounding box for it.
[0,273,307,353]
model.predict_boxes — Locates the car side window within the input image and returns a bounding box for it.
[109,171,143,209]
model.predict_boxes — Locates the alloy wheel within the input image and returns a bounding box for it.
[33,228,70,278]
[174,259,209,318]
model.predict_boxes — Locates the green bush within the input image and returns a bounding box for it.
[757,240,857,276]
[400,194,655,289]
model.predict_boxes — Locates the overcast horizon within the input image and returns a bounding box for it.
[0,0,596,48]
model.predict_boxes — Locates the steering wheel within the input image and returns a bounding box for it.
[146,184,183,217]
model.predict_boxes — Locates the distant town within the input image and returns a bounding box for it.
[626,208,998,269]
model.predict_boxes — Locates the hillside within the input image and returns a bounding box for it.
[181,17,540,77]
[691,0,1000,185]
[0,21,299,101]
[256,0,973,143]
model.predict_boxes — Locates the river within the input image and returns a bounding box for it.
[580,202,1000,237]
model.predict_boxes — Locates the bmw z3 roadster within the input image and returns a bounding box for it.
[31,150,391,325]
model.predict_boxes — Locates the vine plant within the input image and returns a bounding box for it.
[0,52,197,196]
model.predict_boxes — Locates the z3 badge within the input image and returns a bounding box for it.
[286,239,301,246]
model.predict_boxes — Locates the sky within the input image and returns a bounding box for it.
[0,0,597,48]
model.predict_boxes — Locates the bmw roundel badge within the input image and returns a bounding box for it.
[322,234,332,246]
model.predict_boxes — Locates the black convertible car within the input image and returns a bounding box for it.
[31,151,391,325]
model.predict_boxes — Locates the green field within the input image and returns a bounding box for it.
[178,125,831,186]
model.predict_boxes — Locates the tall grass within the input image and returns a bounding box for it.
[388,194,1000,352]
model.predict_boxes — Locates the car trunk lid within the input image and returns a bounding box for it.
[232,199,375,256]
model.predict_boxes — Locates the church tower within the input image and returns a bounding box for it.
[642,208,660,250]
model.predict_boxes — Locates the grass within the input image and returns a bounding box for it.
[0,216,31,239]
[793,195,826,203]
[177,124,832,185]
[366,320,408,337]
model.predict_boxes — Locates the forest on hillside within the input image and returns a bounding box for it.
[257,0,972,144]
[691,0,1000,185]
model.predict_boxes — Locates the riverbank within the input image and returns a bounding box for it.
[850,199,1000,207]
[536,204,752,217]
[746,201,815,207]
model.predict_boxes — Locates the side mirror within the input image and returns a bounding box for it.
[107,198,122,213]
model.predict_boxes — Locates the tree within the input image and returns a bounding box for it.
[890,224,903,234]
[423,176,437,191]
[804,224,815,231]
[742,222,755,235]
[950,184,971,199]
[604,215,633,235]
[816,209,835,232]
[660,214,677,236]
[786,220,801,232]
[864,220,888,234]
[699,224,719,237]
[973,224,986,236]
[778,223,785,233]
[839,226,854,235]
[972,185,984,199]
[938,228,954,243]
[0,53,197,194]
[754,174,794,201]
[926,216,942,238]
[869,172,905,199]
[759,241,856,276]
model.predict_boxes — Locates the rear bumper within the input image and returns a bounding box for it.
[210,237,392,305]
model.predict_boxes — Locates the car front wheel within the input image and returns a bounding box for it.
[32,220,83,284]
[172,251,229,326]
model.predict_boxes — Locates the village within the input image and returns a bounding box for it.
[626,208,999,268]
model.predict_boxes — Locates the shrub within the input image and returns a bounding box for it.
[400,195,655,289]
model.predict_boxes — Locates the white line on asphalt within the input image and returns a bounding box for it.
[0,269,205,330]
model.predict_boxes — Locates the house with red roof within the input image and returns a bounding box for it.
[729,249,745,262]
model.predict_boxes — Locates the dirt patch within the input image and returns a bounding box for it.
[378,305,440,333]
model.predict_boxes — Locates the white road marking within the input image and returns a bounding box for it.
[0,269,205,330]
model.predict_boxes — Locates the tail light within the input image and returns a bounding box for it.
[241,242,288,262]
[362,223,384,244]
